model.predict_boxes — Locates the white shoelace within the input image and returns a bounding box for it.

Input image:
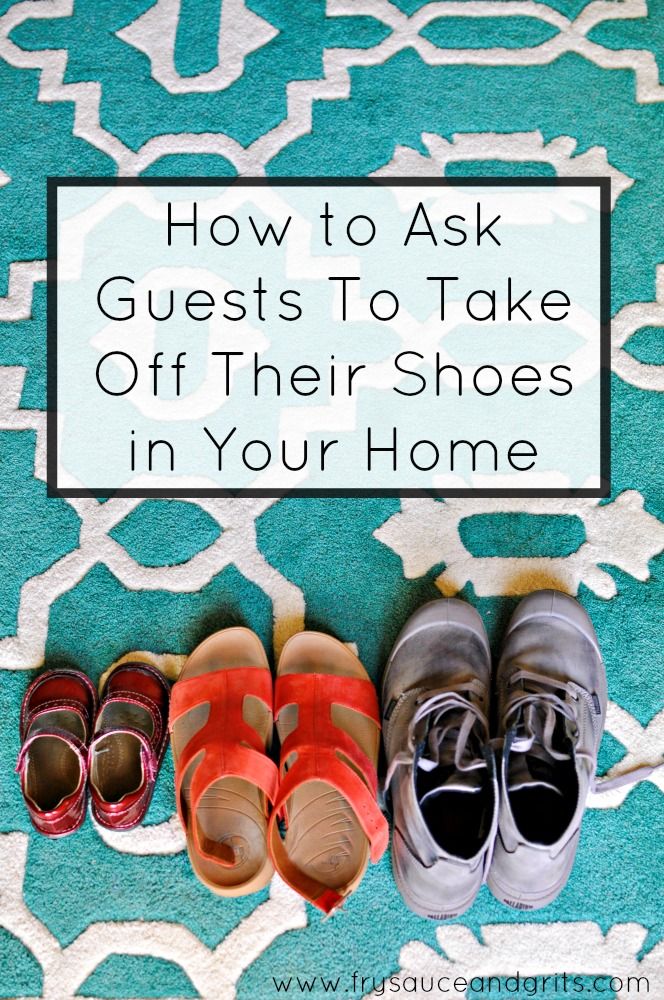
[504,668,663,794]
[384,679,489,792]
[385,672,662,797]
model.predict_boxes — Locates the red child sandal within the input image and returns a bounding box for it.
[89,658,170,830]
[268,632,388,913]
[17,668,98,837]
[169,627,279,896]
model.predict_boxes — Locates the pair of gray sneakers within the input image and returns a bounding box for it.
[382,590,608,918]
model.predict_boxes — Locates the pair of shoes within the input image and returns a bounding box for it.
[383,590,611,917]
[17,659,170,836]
[170,627,388,911]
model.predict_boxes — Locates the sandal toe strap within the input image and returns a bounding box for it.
[169,666,272,727]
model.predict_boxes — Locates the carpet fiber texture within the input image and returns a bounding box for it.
[0,2,663,998]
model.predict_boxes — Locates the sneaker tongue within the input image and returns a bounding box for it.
[417,708,485,800]
[508,752,564,795]
[508,701,572,795]
[419,765,485,802]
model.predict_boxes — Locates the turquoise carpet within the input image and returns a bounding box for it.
[0,2,663,998]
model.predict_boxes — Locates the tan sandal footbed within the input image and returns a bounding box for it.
[170,627,274,896]
[276,632,380,901]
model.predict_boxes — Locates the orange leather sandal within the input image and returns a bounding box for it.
[169,628,279,895]
[268,632,388,913]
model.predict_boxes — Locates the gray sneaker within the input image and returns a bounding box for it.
[382,599,498,919]
[488,589,607,911]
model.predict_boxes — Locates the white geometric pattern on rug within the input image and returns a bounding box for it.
[0,0,663,180]
[612,264,664,391]
[116,0,279,94]
[1,829,661,1000]
[0,831,307,1000]
[374,493,664,600]
[372,130,635,208]
[364,918,664,1000]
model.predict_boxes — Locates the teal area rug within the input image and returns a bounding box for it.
[0,1,663,998]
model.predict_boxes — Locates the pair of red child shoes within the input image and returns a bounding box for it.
[17,659,170,836]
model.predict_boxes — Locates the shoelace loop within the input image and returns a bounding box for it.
[504,668,577,765]
[504,668,663,794]
[384,679,488,791]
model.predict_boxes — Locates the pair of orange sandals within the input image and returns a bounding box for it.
[171,627,388,913]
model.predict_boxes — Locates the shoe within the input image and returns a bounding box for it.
[382,599,498,920]
[17,668,98,837]
[169,628,279,895]
[488,590,607,910]
[89,658,170,830]
[268,632,388,914]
